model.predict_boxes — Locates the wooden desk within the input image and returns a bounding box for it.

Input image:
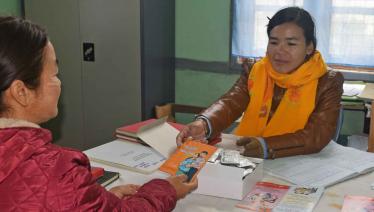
[86,135,374,211]
[358,83,374,152]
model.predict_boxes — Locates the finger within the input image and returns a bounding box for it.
[117,185,135,193]
[190,139,208,144]
[242,149,259,157]
[175,174,188,183]
[201,139,208,144]
[176,128,189,146]
[245,142,257,151]
[236,137,252,146]
[186,177,198,190]
[129,184,141,190]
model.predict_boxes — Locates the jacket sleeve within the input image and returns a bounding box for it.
[53,151,177,212]
[200,67,251,139]
[264,71,344,158]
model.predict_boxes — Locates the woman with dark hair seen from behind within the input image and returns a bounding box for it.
[0,16,197,211]
[177,7,344,159]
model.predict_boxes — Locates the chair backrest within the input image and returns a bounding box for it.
[155,103,206,123]
[333,106,344,142]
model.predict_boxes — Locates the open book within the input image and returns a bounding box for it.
[264,141,374,187]
[115,118,184,141]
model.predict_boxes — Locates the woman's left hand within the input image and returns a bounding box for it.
[236,137,264,158]
[109,184,141,199]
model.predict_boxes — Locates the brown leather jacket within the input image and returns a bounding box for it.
[201,66,344,159]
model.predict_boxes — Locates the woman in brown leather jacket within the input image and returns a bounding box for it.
[177,7,344,159]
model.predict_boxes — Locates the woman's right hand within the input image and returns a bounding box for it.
[166,175,198,200]
[176,119,207,146]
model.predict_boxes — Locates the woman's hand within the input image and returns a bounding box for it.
[236,137,264,158]
[166,174,198,200]
[109,184,141,199]
[176,119,207,146]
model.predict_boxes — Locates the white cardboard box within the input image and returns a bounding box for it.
[194,160,263,200]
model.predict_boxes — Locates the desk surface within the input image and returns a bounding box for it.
[86,135,374,212]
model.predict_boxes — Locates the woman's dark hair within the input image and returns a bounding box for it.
[0,16,48,113]
[267,7,317,55]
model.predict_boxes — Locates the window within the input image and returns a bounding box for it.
[232,0,374,70]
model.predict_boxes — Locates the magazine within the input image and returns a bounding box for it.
[341,195,374,212]
[159,140,217,182]
[236,182,289,211]
[273,186,324,212]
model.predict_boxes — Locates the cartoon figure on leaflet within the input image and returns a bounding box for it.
[294,187,317,195]
[176,151,208,181]
[249,193,278,204]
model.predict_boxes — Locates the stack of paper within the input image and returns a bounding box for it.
[343,82,365,97]
[264,141,374,187]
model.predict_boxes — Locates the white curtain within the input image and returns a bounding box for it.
[232,0,374,67]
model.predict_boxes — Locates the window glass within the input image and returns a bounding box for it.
[232,0,374,68]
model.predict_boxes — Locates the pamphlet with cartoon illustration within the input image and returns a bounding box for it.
[341,195,374,212]
[159,140,217,182]
[273,186,324,212]
[236,182,289,211]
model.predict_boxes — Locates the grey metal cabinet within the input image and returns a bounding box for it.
[25,0,175,150]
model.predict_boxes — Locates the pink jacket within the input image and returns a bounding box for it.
[0,125,177,211]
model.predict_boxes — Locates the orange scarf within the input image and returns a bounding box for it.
[235,51,326,137]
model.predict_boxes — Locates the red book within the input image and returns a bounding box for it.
[91,166,120,187]
[91,166,104,181]
[115,119,185,138]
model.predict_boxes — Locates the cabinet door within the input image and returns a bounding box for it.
[25,0,86,149]
[79,0,142,149]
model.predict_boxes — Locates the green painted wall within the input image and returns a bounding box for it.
[175,0,230,62]
[0,0,22,16]
[175,0,237,111]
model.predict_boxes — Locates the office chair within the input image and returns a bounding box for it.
[155,103,206,123]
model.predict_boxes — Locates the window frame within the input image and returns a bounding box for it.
[229,0,374,82]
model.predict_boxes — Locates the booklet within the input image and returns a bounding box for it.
[236,182,289,211]
[159,140,217,182]
[85,139,166,174]
[273,186,324,212]
[341,195,374,212]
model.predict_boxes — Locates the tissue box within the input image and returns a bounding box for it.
[193,159,263,200]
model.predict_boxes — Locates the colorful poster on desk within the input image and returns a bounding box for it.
[273,186,324,212]
[236,182,289,211]
[341,195,374,212]
[159,140,217,182]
